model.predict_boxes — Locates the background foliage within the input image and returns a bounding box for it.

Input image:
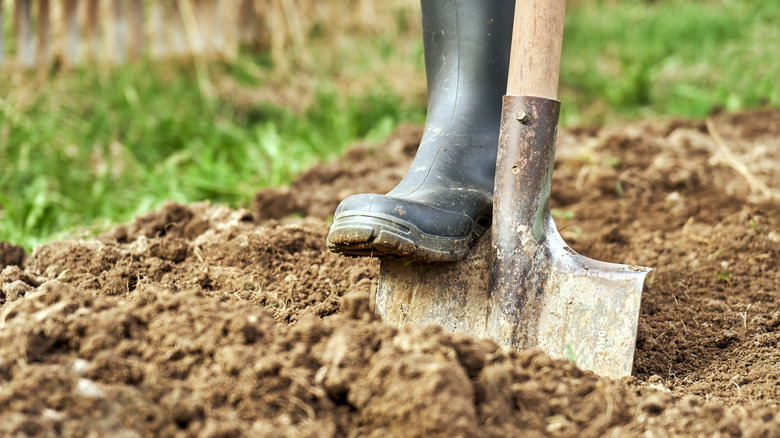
[1,0,777,249]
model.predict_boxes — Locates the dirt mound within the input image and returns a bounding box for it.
[0,109,778,436]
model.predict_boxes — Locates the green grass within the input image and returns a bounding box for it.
[1,0,778,250]
[0,61,424,250]
[560,0,780,125]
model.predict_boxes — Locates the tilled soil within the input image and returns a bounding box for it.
[0,109,778,437]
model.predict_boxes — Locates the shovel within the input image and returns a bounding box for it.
[375,0,651,378]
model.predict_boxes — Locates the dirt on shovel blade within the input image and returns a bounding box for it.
[0,109,778,437]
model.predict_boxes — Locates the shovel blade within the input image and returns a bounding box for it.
[536,218,650,378]
[375,227,650,379]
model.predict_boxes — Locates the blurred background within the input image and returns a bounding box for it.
[0,0,777,249]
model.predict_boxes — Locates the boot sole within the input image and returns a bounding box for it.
[327,212,490,262]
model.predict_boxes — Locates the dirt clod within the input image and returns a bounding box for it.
[0,242,26,268]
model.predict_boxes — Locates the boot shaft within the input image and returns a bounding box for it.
[422,0,515,120]
[392,0,515,197]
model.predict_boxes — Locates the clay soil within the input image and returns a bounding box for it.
[1,109,778,437]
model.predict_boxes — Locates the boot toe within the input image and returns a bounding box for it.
[327,193,490,262]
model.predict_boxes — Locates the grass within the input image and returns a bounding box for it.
[560,0,780,125]
[0,60,424,250]
[1,0,778,250]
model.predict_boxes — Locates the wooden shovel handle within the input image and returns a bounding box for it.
[507,0,567,99]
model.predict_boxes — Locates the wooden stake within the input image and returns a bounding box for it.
[148,0,163,58]
[113,0,128,63]
[269,0,286,68]
[37,0,51,66]
[177,0,213,97]
[212,0,225,55]
[238,0,256,46]
[128,0,144,59]
[63,0,80,67]
[16,0,35,66]
[86,0,100,61]
[171,1,186,55]
[190,0,205,54]
[280,0,302,47]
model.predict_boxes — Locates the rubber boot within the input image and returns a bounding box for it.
[327,0,514,262]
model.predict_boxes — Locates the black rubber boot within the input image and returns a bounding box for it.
[327,0,514,262]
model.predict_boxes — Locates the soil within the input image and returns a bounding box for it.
[0,109,778,437]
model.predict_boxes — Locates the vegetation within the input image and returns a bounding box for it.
[560,0,780,125]
[0,59,424,249]
[1,0,777,249]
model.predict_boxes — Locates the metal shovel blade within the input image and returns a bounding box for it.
[376,95,650,379]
